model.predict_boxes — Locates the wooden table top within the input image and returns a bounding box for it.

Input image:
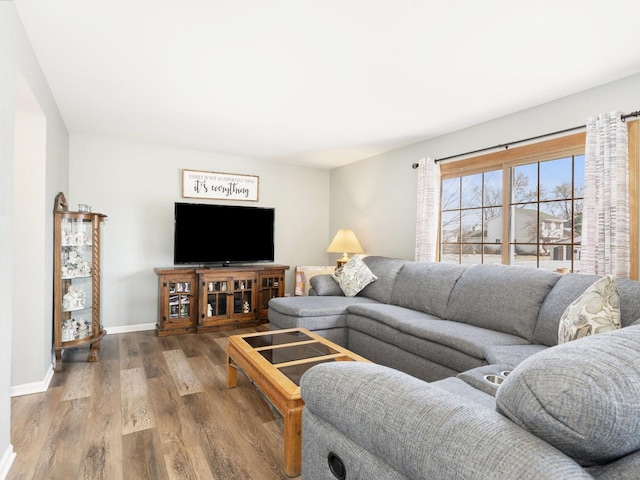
[227,327,370,400]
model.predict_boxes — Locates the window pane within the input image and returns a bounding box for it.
[574,155,585,196]
[461,209,483,243]
[573,199,583,238]
[573,245,583,274]
[540,157,572,200]
[461,174,482,208]
[460,252,482,265]
[441,177,460,210]
[441,211,460,243]
[441,244,460,264]
[540,202,568,246]
[512,164,537,203]
[512,204,538,243]
[483,170,503,207]
[483,244,502,264]
[513,246,538,267]
[542,243,573,273]
[484,207,502,244]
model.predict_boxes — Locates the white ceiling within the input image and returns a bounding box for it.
[15,1,640,169]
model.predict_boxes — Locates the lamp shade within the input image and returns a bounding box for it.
[326,229,364,255]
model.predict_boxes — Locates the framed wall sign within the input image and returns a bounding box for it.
[182,169,260,202]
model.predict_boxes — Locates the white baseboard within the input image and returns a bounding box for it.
[106,322,156,334]
[10,364,54,398]
[0,444,16,480]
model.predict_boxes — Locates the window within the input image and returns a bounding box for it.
[509,155,583,271]
[441,169,504,266]
[438,123,639,277]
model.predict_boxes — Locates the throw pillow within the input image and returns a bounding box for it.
[558,274,621,344]
[332,255,377,297]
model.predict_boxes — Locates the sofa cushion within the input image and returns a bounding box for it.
[358,256,407,303]
[332,254,377,297]
[444,264,560,342]
[346,304,530,374]
[309,274,344,296]
[269,295,377,318]
[617,279,640,327]
[535,274,640,346]
[482,344,548,368]
[389,261,466,319]
[535,274,603,346]
[496,326,640,466]
[558,275,621,344]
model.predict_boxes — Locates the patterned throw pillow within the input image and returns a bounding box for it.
[558,275,621,344]
[332,255,377,297]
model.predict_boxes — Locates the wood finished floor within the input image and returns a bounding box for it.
[8,326,300,480]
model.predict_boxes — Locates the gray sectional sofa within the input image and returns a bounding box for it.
[267,256,640,479]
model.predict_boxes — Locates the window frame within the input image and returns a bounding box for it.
[438,121,639,279]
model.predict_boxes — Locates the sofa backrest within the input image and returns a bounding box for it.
[534,273,640,346]
[389,261,466,319]
[444,264,561,342]
[357,256,407,303]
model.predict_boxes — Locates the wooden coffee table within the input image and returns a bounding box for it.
[227,327,370,477]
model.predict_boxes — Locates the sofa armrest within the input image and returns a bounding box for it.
[301,363,593,480]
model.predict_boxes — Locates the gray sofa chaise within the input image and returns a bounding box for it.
[267,256,640,479]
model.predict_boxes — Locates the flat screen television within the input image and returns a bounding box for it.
[174,202,275,266]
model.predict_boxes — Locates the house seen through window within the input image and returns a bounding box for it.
[440,152,585,272]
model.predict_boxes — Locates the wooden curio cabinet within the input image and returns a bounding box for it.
[155,268,198,336]
[53,193,107,372]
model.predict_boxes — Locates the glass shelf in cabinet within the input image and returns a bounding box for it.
[62,274,92,280]
[62,305,92,313]
[61,241,93,247]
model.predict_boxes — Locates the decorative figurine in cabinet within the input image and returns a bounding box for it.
[53,193,107,372]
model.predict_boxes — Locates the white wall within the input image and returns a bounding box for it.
[69,135,330,329]
[12,91,47,388]
[330,73,640,262]
[0,2,69,476]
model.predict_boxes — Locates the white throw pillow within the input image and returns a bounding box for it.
[332,255,377,297]
[558,274,621,344]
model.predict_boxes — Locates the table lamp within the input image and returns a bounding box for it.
[326,229,364,267]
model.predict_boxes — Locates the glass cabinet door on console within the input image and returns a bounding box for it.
[199,271,257,331]
[203,278,229,320]
[53,193,107,372]
[258,271,285,319]
[155,269,198,336]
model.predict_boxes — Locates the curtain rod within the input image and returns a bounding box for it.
[412,110,640,169]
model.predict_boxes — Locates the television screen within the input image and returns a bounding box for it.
[174,203,275,265]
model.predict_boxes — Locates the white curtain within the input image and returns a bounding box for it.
[582,112,630,278]
[415,157,441,261]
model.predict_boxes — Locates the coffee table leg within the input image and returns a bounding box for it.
[283,405,303,477]
[227,356,237,388]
